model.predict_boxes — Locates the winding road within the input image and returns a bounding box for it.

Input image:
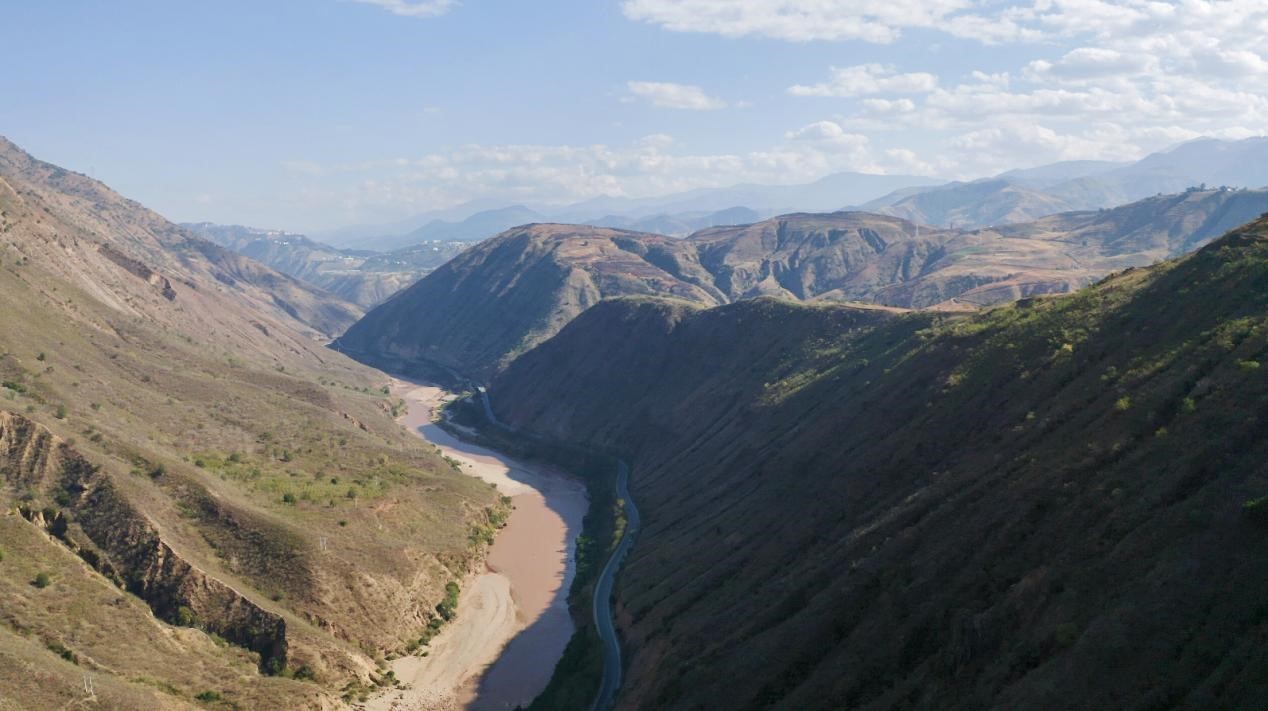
[590,460,639,711]
[474,385,640,711]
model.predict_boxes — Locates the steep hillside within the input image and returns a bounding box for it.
[0,138,502,707]
[490,218,1268,709]
[336,224,727,378]
[342,191,1268,381]
[0,142,362,338]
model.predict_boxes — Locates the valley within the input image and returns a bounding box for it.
[9,4,1268,709]
[370,381,587,710]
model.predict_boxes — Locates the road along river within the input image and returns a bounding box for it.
[368,380,588,711]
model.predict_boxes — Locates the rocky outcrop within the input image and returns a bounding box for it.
[96,243,177,300]
[0,411,288,673]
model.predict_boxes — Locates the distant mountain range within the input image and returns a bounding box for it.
[863,137,1268,228]
[183,222,470,307]
[307,137,1267,252]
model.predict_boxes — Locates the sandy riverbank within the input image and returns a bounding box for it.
[367,381,588,711]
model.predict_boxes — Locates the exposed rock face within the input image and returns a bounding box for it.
[1,411,287,672]
[490,220,1268,709]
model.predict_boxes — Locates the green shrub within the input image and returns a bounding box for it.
[46,641,77,664]
[1244,496,1268,525]
[292,664,317,681]
[1238,359,1260,371]
[35,352,45,361]
[54,404,67,419]
[175,605,199,627]
[194,690,222,702]
[436,581,460,621]
[1114,396,1132,412]
[282,492,297,504]
[32,572,51,588]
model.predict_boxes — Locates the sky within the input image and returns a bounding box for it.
[2,0,1266,232]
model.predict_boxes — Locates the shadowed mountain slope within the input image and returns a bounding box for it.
[490,218,1268,709]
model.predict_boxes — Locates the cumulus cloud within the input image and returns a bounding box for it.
[789,64,938,97]
[349,0,456,18]
[627,81,728,110]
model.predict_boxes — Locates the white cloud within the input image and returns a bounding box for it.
[861,98,916,114]
[627,81,728,110]
[789,64,938,97]
[349,0,456,18]
[621,0,1040,44]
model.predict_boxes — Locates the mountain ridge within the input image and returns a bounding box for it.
[340,188,1268,379]
[489,216,1268,709]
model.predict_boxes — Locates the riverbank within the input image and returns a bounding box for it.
[367,381,588,710]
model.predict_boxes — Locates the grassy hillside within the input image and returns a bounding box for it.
[490,218,1268,709]
[0,138,503,707]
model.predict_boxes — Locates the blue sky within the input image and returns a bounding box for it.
[3,1,1265,231]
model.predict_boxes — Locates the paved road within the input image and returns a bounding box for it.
[474,384,639,710]
[591,459,639,711]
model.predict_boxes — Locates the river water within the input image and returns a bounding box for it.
[369,381,587,711]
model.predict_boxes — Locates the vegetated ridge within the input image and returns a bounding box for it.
[489,217,1268,708]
